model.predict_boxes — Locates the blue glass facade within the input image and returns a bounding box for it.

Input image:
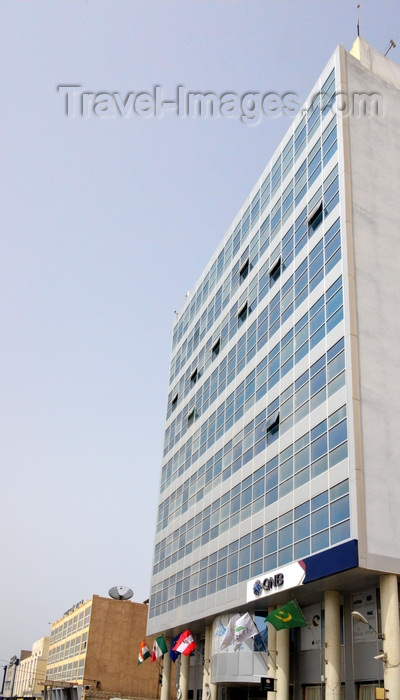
[148,57,351,631]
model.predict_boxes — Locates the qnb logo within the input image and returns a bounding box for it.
[253,573,284,596]
[253,580,263,596]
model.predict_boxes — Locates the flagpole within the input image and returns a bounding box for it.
[291,597,307,626]
[251,620,272,674]
[155,655,162,700]
[226,611,275,674]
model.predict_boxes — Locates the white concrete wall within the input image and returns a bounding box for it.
[344,41,400,571]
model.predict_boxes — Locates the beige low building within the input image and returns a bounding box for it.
[45,595,170,700]
[14,638,50,699]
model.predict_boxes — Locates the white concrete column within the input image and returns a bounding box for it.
[202,625,217,700]
[276,628,289,700]
[380,573,400,698]
[267,607,277,682]
[160,638,172,700]
[324,590,341,700]
[209,680,217,700]
[179,653,190,700]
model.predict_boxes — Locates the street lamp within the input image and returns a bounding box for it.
[351,608,388,696]
[351,611,385,639]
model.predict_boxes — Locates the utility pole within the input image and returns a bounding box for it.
[0,665,7,700]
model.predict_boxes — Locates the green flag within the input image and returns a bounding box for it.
[265,599,307,631]
[152,635,168,661]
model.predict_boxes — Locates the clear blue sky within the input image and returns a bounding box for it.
[1,0,399,663]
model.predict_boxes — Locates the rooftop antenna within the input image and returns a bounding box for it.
[357,4,360,37]
[383,39,396,57]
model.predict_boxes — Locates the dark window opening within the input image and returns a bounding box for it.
[187,408,196,426]
[190,369,198,385]
[269,257,282,285]
[239,258,250,282]
[308,201,323,232]
[266,412,280,438]
[172,394,178,411]
[238,302,248,324]
[212,338,220,358]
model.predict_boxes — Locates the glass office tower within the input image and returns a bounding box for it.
[148,38,400,700]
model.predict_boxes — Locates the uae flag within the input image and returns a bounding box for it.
[152,635,168,661]
[172,629,196,656]
[137,640,151,665]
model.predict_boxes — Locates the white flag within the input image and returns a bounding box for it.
[220,614,240,649]
[233,612,258,650]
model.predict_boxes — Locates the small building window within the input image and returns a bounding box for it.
[172,394,178,411]
[212,338,220,358]
[266,412,280,441]
[190,369,198,385]
[238,301,248,324]
[239,258,250,282]
[269,257,282,285]
[308,201,323,232]
[187,408,196,426]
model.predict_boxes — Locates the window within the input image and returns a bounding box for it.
[358,685,383,700]
[212,339,220,358]
[308,201,323,232]
[78,659,84,680]
[266,412,279,440]
[78,611,84,630]
[187,409,196,426]
[172,393,178,411]
[83,607,91,627]
[238,302,248,324]
[269,257,282,284]
[190,369,198,385]
[304,687,323,700]
[266,411,279,430]
[239,258,250,282]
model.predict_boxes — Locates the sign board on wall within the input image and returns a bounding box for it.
[300,603,323,650]
[246,560,306,602]
[352,589,378,642]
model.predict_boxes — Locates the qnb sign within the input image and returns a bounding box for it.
[253,572,285,596]
[246,560,306,602]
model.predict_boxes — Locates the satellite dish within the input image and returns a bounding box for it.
[108,586,134,600]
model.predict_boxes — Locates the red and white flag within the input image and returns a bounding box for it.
[172,629,196,656]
